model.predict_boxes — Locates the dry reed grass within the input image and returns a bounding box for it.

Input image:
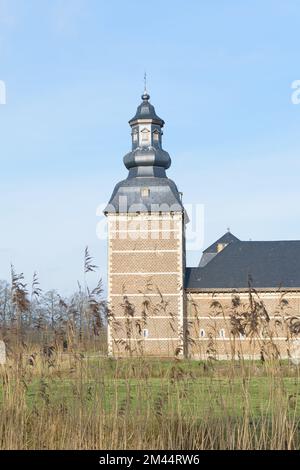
[1,253,300,450]
[1,351,300,450]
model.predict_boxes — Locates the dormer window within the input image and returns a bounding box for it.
[153,130,160,143]
[217,243,228,253]
[132,130,138,143]
[141,128,150,143]
[141,188,150,198]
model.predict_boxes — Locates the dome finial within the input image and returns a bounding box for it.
[142,71,150,101]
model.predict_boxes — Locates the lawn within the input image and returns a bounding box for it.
[1,356,300,449]
[2,356,300,416]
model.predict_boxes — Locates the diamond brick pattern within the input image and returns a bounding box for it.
[108,213,184,357]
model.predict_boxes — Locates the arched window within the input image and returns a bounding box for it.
[200,329,206,338]
[219,329,225,338]
[143,329,149,338]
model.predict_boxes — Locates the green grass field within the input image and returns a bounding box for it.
[1,356,300,449]
[2,357,300,416]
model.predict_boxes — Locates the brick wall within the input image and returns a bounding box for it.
[187,291,300,359]
[107,213,185,357]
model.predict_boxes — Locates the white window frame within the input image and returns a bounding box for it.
[141,128,150,143]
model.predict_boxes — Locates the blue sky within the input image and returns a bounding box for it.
[0,0,300,294]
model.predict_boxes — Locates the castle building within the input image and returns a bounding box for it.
[105,92,300,359]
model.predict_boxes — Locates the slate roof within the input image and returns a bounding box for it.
[203,232,240,253]
[186,235,300,291]
[105,176,184,213]
[124,146,171,173]
[129,93,164,125]
[105,92,183,214]
[199,232,240,267]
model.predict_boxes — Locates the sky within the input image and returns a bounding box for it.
[0,0,300,295]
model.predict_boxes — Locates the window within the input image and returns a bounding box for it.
[239,333,246,340]
[200,329,206,338]
[143,329,149,338]
[141,128,150,143]
[153,130,160,142]
[141,187,150,198]
[217,243,228,253]
[132,131,138,143]
[219,329,225,338]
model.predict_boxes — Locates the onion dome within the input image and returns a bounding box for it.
[104,90,183,214]
[125,92,170,177]
[129,93,165,126]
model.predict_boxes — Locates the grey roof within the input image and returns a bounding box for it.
[105,176,183,213]
[203,232,240,253]
[105,92,183,214]
[199,231,240,267]
[186,237,300,291]
[124,146,171,173]
[129,93,164,125]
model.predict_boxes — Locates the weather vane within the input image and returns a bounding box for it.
[144,71,147,93]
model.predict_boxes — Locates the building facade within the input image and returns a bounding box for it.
[105,91,186,357]
[105,93,300,359]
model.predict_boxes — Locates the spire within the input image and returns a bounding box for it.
[129,90,164,125]
[144,71,148,94]
[104,89,183,214]
[142,71,150,101]
[124,91,170,178]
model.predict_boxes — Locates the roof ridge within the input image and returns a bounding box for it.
[240,240,300,243]
[203,231,240,254]
[187,237,300,290]
[201,241,236,270]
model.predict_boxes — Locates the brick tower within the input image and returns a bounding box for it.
[104,90,186,357]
